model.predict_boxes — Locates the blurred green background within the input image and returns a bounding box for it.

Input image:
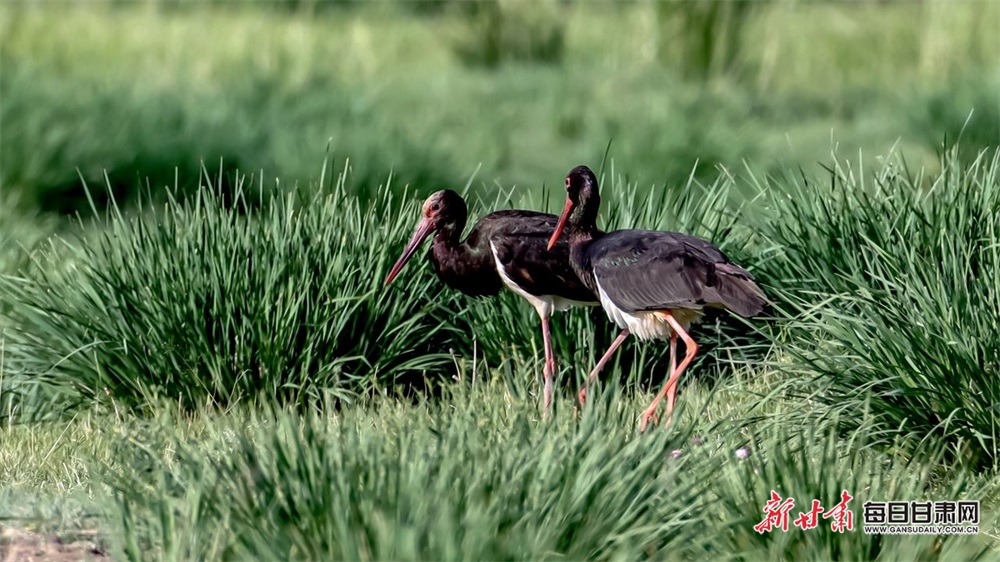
[1,0,997,216]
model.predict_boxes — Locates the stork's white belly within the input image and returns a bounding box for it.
[490,241,595,318]
[595,276,703,341]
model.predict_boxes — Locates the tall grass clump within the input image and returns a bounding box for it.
[96,381,994,560]
[754,147,1000,468]
[0,162,469,418]
[98,383,717,560]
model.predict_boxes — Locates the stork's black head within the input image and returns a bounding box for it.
[565,165,599,206]
[420,189,467,231]
[384,189,467,285]
[548,165,601,250]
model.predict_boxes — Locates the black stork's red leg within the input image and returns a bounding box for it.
[641,330,679,427]
[578,328,630,407]
[639,312,699,431]
[665,331,678,418]
[540,313,557,415]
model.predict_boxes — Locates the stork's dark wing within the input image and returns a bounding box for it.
[589,230,765,317]
[471,210,598,303]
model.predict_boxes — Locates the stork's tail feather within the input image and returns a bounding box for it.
[713,264,768,318]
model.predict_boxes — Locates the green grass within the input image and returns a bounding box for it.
[0,159,764,421]
[3,370,997,561]
[0,191,60,276]
[0,162,475,417]
[753,148,1000,469]
[3,148,1000,559]
[2,1,996,213]
[2,1,1000,558]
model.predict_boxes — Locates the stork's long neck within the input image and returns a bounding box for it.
[429,216,470,271]
[561,230,594,294]
[429,211,498,289]
[565,196,603,294]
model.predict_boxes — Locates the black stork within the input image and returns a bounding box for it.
[384,189,598,414]
[546,166,767,430]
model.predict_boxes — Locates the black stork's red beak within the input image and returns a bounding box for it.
[384,217,435,285]
[547,199,575,250]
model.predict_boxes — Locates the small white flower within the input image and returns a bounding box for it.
[735,447,749,460]
[670,449,683,459]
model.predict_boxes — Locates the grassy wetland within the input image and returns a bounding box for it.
[1,0,999,559]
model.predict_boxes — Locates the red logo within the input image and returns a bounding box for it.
[756,490,855,533]
[754,491,796,533]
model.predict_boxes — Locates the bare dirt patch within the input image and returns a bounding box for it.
[1,525,108,562]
